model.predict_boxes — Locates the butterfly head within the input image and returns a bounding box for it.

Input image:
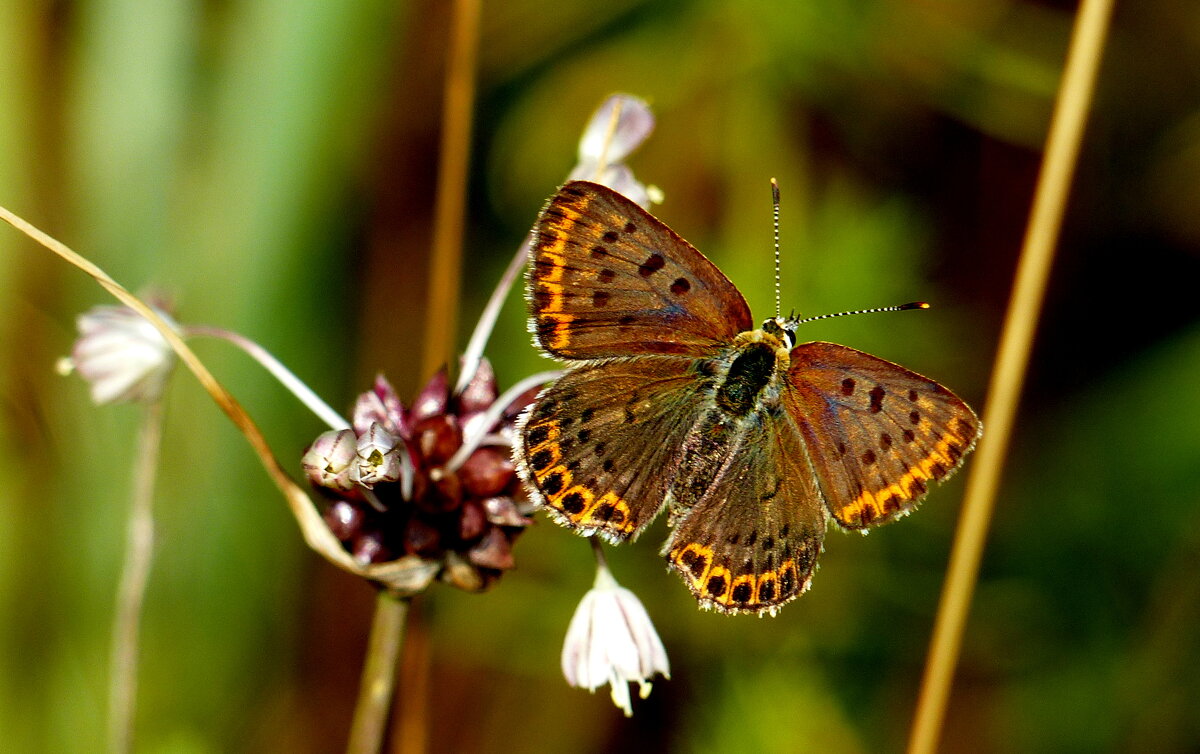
[761,316,799,348]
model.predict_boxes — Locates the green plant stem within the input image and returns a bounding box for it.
[347,593,411,754]
[907,1,1115,752]
[108,400,165,754]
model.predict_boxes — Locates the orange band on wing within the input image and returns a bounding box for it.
[539,205,582,257]
[839,434,962,524]
[538,312,574,350]
[537,252,567,283]
[668,544,806,612]
[537,280,564,311]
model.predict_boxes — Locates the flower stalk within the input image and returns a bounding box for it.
[185,325,349,431]
[347,594,411,754]
[107,400,165,754]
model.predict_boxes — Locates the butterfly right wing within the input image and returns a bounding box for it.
[529,181,754,360]
[785,342,981,529]
[515,355,711,542]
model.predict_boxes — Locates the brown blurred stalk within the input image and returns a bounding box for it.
[422,0,481,378]
[907,1,1115,752]
[350,0,482,751]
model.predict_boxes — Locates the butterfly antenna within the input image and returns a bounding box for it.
[771,178,782,319]
[794,301,930,325]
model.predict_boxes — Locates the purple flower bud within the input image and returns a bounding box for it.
[467,527,514,570]
[459,446,516,498]
[423,472,463,512]
[413,415,461,467]
[411,368,450,423]
[456,357,498,416]
[403,517,441,557]
[482,496,532,527]
[323,499,366,541]
[353,375,408,438]
[352,527,395,566]
[458,498,487,540]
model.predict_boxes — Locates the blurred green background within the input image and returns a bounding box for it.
[2,0,1198,751]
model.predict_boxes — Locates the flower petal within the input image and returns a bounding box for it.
[302,429,359,491]
[576,94,654,166]
[560,562,670,717]
[68,304,177,404]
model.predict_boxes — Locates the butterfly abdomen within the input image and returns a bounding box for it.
[668,413,738,515]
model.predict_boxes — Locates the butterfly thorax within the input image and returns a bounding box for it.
[714,327,793,417]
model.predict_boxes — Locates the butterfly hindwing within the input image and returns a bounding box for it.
[529,181,754,360]
[516,355,710,542]
[664,405,827,614]
[785,342,982,529]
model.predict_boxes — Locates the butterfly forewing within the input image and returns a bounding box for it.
[529,181,753,360]
[516,356,711,542]
[664,405,827,615]
[785,342,982,529]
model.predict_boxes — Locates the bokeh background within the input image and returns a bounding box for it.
[1,0,1198,751]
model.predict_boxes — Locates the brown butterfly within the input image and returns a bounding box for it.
[514,181,981,615]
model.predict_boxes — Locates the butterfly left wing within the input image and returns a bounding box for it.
[516,355,711,543]
[664,407,827,615]
[785,342,982,529]
[529,181,753,360]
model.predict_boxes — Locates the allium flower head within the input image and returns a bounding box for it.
[561,560,670,716]
[60,303,178,405]
[306,361,541,594]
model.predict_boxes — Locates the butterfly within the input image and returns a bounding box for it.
[514,181,981,615]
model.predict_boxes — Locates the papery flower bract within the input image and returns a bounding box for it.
[60,303,178,405]
[568,94,656,209]
[561,561,670,717]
